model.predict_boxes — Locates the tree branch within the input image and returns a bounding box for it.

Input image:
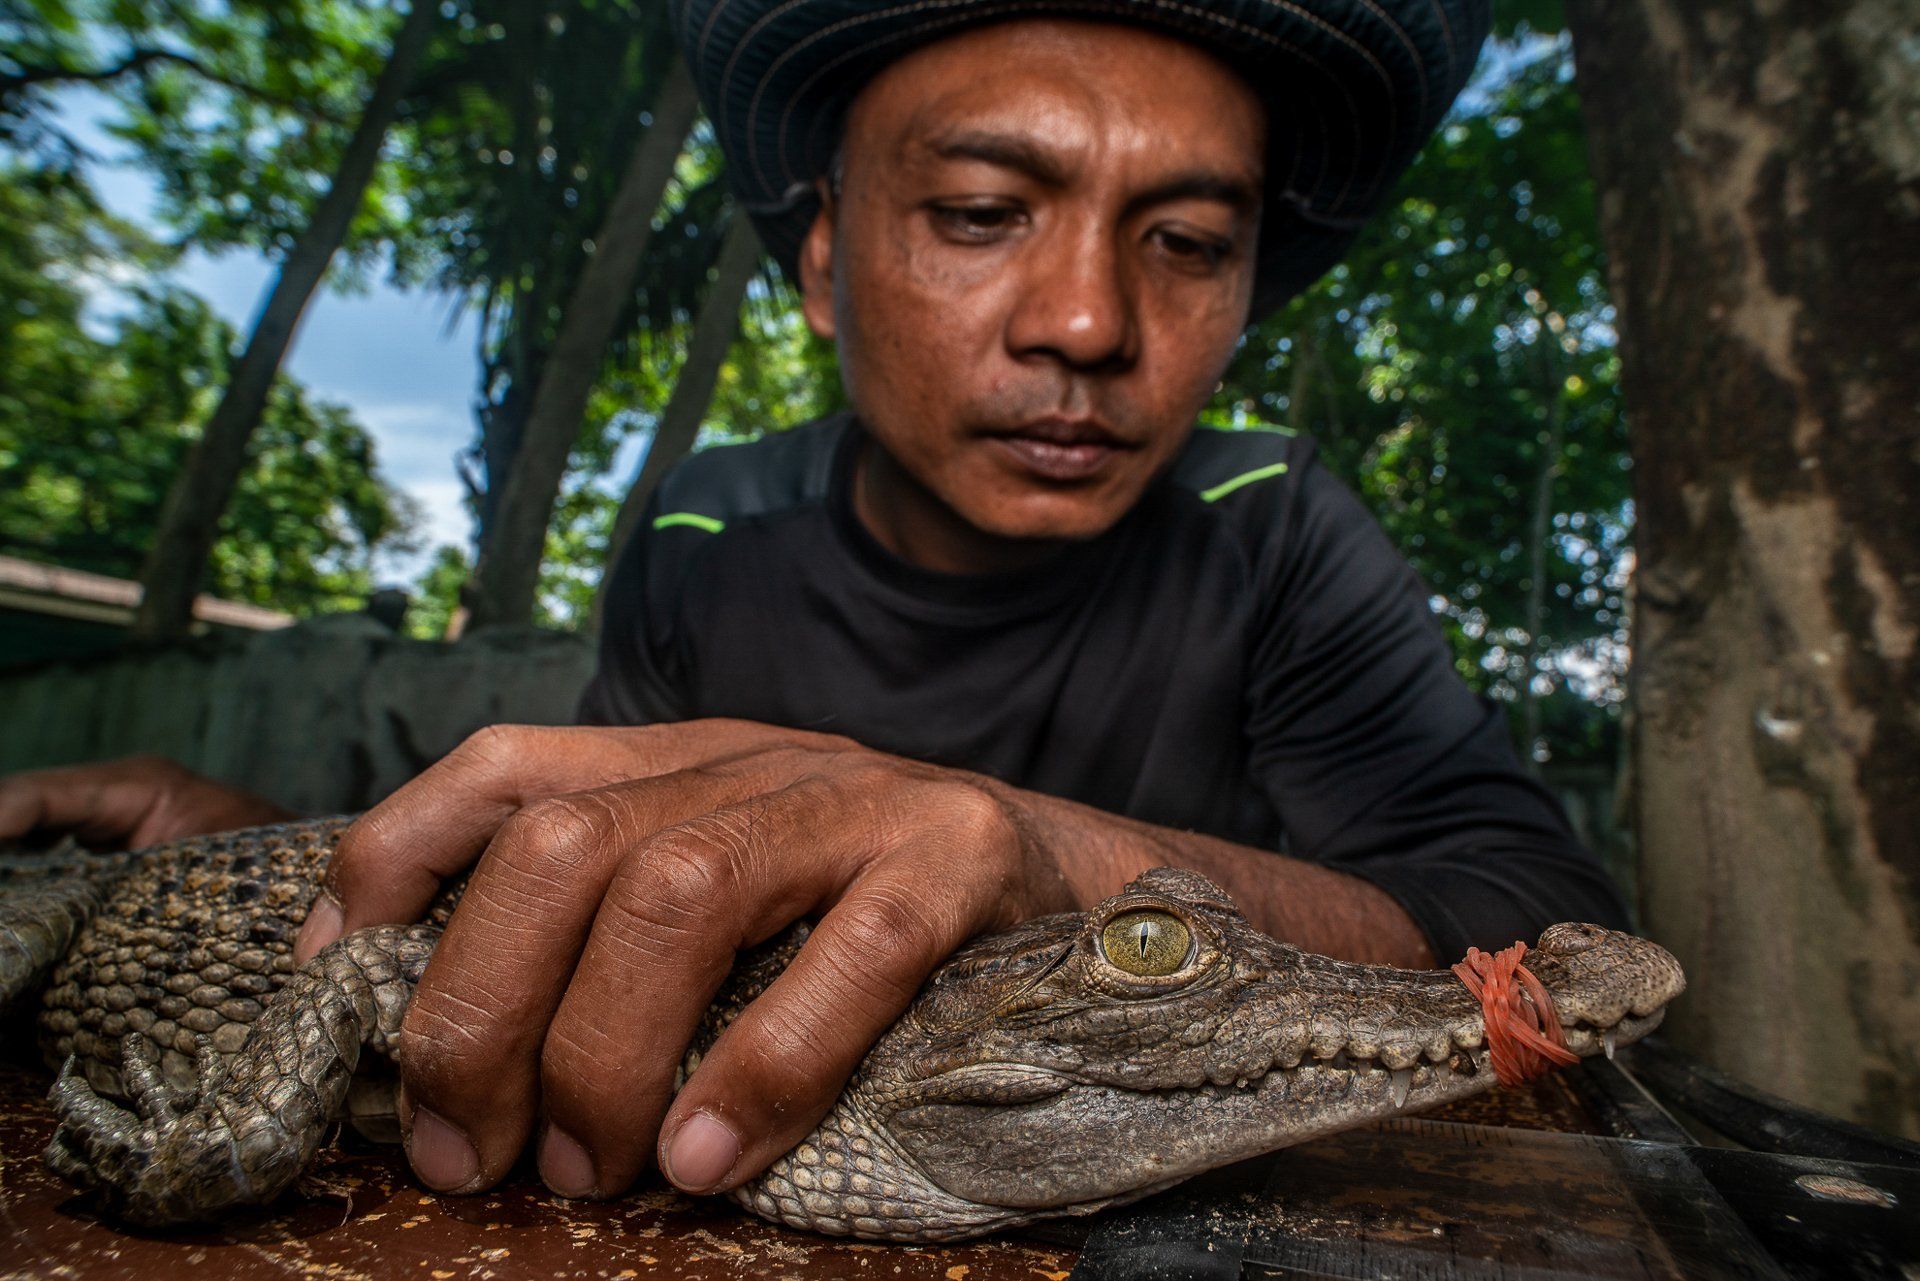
[0,45,339,121]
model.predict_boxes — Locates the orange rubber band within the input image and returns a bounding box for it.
[1451,942,1579,1087]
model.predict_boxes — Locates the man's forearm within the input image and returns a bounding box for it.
[988,778,1438,969]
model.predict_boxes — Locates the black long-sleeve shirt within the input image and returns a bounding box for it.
[579,413,1628,958]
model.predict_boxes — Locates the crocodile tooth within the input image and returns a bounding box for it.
[1391,1068,1413,1109]
[1380,1043,1419,1071]
[1602,1027,1617,1060]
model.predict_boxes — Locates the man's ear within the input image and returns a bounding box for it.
[798,176,837,341]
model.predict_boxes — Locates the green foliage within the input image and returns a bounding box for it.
[400,1,688,425]
[3,0,411,278]
[1213,38,1628,762]
[0,165,415,613]
[405,543,469,640]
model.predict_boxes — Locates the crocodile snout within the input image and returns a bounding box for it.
[1529,922,1687,1047]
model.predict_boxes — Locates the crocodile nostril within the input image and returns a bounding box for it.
[1538,922,1603,954]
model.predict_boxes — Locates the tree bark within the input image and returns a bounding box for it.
[130,0,439,640]
[462,57,701,632]
[1566,0,1920,1136]
[593,216,762,634]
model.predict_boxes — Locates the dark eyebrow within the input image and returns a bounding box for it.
[1128,171,1261,218]
[924,130,1070,186]
[921,129,1260,218]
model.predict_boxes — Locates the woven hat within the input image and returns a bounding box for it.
[671,0,1490,319]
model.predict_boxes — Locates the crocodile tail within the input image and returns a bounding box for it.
[1,866,109,1016]
[1,837,146,1015]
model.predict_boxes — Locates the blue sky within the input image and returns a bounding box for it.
[64,91,485,584]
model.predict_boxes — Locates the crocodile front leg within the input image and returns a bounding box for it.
[44,923,437,1226]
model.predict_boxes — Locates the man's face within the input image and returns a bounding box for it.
[799,19,1265,544]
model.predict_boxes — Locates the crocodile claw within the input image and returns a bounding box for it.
[44,1039,254,1226]
[45,1052,157,1197]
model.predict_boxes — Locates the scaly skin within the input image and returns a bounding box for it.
[6,819,1685,1239]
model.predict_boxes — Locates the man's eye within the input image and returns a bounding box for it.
[1155,230,1230,268]
[931,205,1022,239]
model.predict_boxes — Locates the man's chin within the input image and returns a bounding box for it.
[959,493,1133,545]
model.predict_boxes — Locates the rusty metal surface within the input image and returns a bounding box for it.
[0,1039,1611,1281]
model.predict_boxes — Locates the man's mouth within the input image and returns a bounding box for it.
[986,417,1136,482]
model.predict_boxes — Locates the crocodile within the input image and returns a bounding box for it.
[1,817,1684,1240]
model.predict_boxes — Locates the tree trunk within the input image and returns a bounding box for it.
[462,57,701,632]
[1566,0,1920,1136]
[593,216,762,634]
[130,0,439,640]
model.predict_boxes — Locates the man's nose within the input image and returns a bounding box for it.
[1005,221,1139,371]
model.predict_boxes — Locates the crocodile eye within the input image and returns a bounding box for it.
[1100,910,1192,976]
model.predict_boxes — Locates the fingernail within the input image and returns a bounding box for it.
[295,892,343,964]
[406,1104,479,1191]
[538,1124,597,1199]
[662,1112,739,1193]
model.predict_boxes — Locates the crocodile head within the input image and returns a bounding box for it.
[735,867,1685,1241]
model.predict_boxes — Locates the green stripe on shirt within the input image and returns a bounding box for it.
[1199,462,1289,504]
[652,511,726,534]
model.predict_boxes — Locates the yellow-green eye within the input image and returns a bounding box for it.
[1101,911,1192,976]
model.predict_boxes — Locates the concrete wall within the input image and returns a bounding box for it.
[0,616,595,815]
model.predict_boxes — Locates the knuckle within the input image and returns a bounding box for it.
[495,796,608,876]
[538,1019,641,1119]
[538,1024,603,1099]
[832,891,928,969]
[627,829,734,924]
[815,892,936,1010]
[933,779,1018,850]
[746,1007,849,1091]
[331,808,416,896]
[401,992,525,1097]
[448,723,538,775]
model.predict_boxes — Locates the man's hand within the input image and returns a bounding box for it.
[0,755,294,849]
[291,721,1079,1203]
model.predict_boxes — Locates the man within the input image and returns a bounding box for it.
[0,0,1626,1214]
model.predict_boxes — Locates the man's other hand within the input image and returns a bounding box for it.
[292,721,1077,1204]
[0,755,294,849]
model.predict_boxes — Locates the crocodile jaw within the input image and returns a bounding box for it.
[739,879,1685,1238]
